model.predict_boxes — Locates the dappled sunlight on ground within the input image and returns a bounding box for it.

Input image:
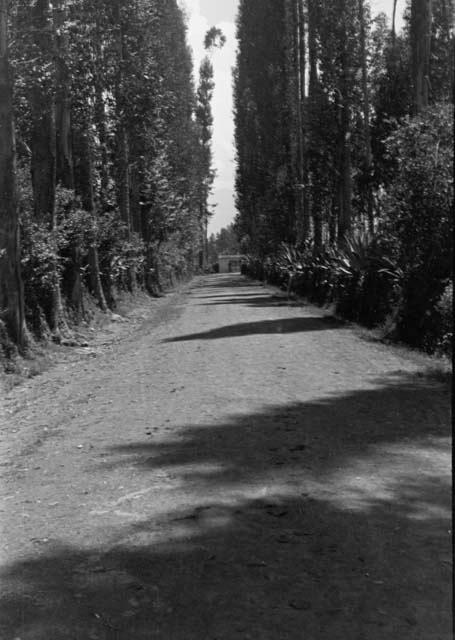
[306,438,451,519]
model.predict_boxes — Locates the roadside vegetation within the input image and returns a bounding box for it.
[235,0,453,355]
[0,1,222,365]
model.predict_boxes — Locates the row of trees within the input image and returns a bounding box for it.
[0,0,218,352]
[234,0,453,351]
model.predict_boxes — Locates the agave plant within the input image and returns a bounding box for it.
[376,255,404,287]
[336,230,376,279]
[276,242,304,274]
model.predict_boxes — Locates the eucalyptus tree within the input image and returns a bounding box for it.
[3,0,210,346]
[410,0,433,111]
[358,0,374,232]
[234,0,296,257]
[284,0,308,243]
[430,0,454,103]
[29,0,68,335]
[0,0,26,348]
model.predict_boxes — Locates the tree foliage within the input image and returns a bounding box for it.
[1,0,219,351]
[235,0,454,352]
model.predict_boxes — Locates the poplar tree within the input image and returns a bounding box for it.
[195,27,225,268]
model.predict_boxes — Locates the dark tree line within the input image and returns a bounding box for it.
[234,0,453,352]
[0,0,216,351]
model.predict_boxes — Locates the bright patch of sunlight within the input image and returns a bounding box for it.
[171,462,227,477]
[308,438,451,520]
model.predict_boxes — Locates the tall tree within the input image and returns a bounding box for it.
[285,0,307,243]
[337,0,354,239]
[311,0,360,242]
[113,0,132,246]
[0,0,26,348]
[411,0,433,111]
[430,0,454,103]
[30,0,66,335]
[54,0,73,189]
[307,0,325,247]
[358,0,374,231]
[234,0,295,256]
[195,28,225,268]
[2,0,231,348]
[195,57,214,268]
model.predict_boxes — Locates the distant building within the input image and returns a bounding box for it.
[218,254,244,274]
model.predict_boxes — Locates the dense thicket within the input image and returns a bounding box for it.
[0,0,213,352]
[235,0,453,353]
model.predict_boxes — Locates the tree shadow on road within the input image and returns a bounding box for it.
[163,316,344,342]
[194,293,273,300]
[191,275,253,291]
[197,296,310,309]
[103,371,450,474]
[1,374,451,640]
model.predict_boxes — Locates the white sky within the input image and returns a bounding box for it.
[180,0,405,234]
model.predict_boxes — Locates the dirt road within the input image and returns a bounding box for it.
[0,274,451,639]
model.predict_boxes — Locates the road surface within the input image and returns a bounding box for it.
[0,274,451,639]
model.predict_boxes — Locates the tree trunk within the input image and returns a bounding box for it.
[329,195,338,245]
[114,2,131,233]
[285,0,298,237]
[338,3,352,241]
[411,0,433,112]
[31,1,56,222]
[443,0,455,102]
[129,163,142,234]
[54,0,73,190]
[54,0,86,321]
[307,0,321,248]
[339,121,352,240]
[392,0,398,46]
[285,0,307,244]
[0,0,26,348]
[298,0,310,244]
[94,79,110,202]
[73,125,108,312]
[116,129,131,231]
[203,215,209,269]
[141,206,159,296]
[114,1,135,291]
[295,0,308,243]
[94,17,110,203]
[30,0,66,336]
[313,200,323,250]
[440,0,454,102]
[358,0,374,233]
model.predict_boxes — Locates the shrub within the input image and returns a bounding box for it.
[434,281,453,356]
[334,231,401,327]
[382,104,453,349]
[20,183,95,332]
[242,105,453,354]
